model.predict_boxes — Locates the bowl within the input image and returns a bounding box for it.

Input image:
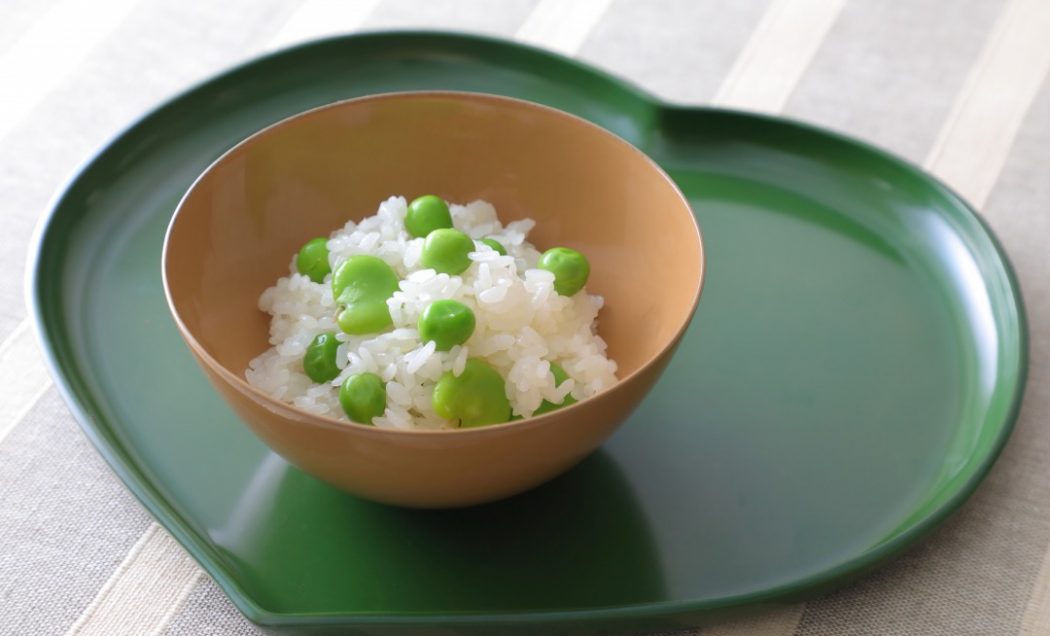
[163,91,704,508]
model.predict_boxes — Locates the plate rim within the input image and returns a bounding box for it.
[25,29,1029,629]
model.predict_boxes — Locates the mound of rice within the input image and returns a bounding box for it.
[245,196,618,429]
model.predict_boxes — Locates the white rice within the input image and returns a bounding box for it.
[245,196,618,429]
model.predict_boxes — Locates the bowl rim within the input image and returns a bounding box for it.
[162,89,705,436]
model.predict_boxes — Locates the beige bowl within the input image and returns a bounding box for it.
[163,92,703,508]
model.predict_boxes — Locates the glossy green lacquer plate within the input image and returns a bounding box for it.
[30,32,1026,634]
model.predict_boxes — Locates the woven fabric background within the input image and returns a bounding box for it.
[2,1,1049,634]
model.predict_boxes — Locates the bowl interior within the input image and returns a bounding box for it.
[165,92,702,411]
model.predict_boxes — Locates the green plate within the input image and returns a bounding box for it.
[29,32,1026,634]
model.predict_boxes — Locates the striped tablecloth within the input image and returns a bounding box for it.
[2,1,1049,634]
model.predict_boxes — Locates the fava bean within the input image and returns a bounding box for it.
[332,255,400,335]
[432,359,511,427]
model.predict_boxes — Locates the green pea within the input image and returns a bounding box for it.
[296,238,331,283]
[405,195,453,238]
[339,373,386,424]
[418,300,475,351]
[534,363,577,415]
[432,359,511,428]
[332,255,400,335]
[480,238,506,255]
[302,332,341,383]
[420,228,474,275]
[538,247,590,296]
